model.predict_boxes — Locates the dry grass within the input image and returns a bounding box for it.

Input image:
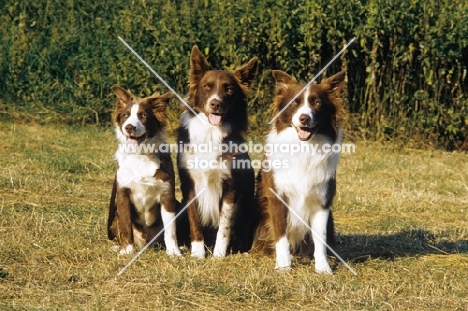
[0,121,467,310]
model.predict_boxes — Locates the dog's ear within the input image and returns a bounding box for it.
[111,86,133,108]
[272,70,297,92]
[190,45,211,85]
[148,92,173,125]
[234,57,258,87]
[321,71,346,98]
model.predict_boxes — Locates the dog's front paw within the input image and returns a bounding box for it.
[166,246,182,257]
[212,246,227,258]
[274,265,292,272]
[190,241,205,259]
[119,244,134,255]
[315,260,333,275]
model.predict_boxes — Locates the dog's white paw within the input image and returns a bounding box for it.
[212,245,227,258]
[166,246,182,257]
[190,241,205,259]
[119,244,134,255]
[275,236,291,269]
[315,261,333,275]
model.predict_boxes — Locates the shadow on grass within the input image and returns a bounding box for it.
[336,229,468,263]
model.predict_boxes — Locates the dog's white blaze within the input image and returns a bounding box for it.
[275,236,291,269]
[291,87,314,128]
[206,93,221,107]
[213,201,234,257]
[121,104,147,137]
[312,209,332,274]
[191,240,205,259]
[160,208,182,256]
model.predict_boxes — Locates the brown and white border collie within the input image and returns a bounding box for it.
[107,86,181,256]
[252,70,346,273]
[177,46,259,258]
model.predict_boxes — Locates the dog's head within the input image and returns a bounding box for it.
[187,46,258,130]
[272,70,346,141]
[111,86,173,144]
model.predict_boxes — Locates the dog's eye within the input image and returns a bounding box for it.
[314,99,321,107]
[122,113,129,118]
[225,86,234,94]
[203,84,210,90]
[140,113,147,118]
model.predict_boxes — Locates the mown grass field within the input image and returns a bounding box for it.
[0,121,467,310]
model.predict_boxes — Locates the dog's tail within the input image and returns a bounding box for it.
[107,175,118,240]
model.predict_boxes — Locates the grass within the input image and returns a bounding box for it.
[0,121,467,310]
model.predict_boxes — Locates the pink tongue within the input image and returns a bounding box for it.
[297,128,311,140]
[126,137,139,145]
[209,114,222,125]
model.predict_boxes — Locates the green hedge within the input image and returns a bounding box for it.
[1,0,467,149]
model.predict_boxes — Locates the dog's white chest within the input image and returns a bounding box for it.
[180,113,233,226]
[116,153,160,187]
[115,153,169,226]
[267,128,340,209]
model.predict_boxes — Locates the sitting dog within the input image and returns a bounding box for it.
[107,86,181,256]
[252,70,346,273]
[177,46,260,258]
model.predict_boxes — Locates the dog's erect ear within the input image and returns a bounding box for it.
[111,86,133,108]
[148,92,173,125]
[272,70,297,91]
[234,57,258,87]
[190,45,211,85]
[321,71,346,98]
[111,86,132,102]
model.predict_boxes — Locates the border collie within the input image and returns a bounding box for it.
[107,86,181,256]
[177,46,259,258]
[252,70,346,273]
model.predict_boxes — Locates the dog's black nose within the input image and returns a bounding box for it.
[299,114,311,125]
[125,124,136,134]
[209,99,221,111]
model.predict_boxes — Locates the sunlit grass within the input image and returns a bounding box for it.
[0,122,467,310]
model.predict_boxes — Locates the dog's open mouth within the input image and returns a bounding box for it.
[208,113,223,125]
[295,126,314,141]
[126,134,147,145]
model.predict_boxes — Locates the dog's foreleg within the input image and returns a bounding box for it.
[187,194,205,259]
[268,195,291,270]
[161,198,182,256]
[116,187,134,255]
[311,208,332,274]
[213,201,234,257]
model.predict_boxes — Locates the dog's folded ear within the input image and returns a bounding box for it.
[148,92,173,125]
[234,57,258,88]
[321,71,346,98]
